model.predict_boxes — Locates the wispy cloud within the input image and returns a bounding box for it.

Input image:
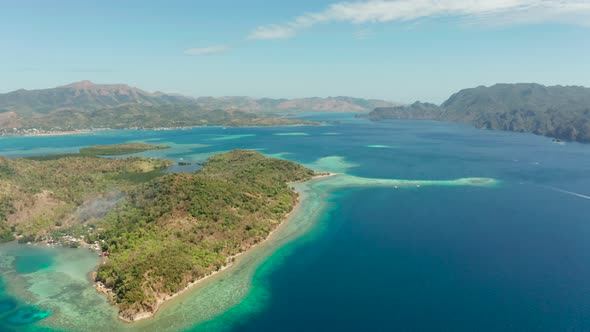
[248,0,590,40]
[184,45,231,56]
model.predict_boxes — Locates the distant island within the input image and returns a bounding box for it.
[79,143,170,156]
[192,95,396,113]
[0,147,320,321]
[24,143,170,161]
[0,81,396,135]
[360,83,590,143]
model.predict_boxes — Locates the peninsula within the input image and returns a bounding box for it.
[0,146,317,321]
[361,83,590,143]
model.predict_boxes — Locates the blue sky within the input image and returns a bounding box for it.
[1,0,590,103]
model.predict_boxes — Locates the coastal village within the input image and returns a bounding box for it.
[0,127,94,137]
[17,229,107,257]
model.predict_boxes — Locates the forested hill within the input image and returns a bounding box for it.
[361,83,590,143]
[0,147,315,321]
[0,151,172,242]
[363,101,441,121]
[97,150,314,320]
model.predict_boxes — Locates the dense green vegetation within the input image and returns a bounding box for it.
[0,155,171,241]
[0,147,315,320]
[362,83,590,142]
[362,101,441,121]
[94,150,314,319]
[79,143,169,156]
[24,143,169,161]
[0,195,15,242]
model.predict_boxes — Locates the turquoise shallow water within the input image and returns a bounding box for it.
[0,245,55,331]
[1,114,590,331]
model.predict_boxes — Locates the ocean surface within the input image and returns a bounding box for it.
[1,114,590,331]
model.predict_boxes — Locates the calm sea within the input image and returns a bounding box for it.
[1,114,590,331]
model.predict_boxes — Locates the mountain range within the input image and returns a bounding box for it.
[193,95,395,113]
[362,83,590,143]
[0,81,194,115]
[0,81,396,133]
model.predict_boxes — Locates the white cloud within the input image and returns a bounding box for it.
[184,45,230,56]
[249,25,299,40]
[248,0,590,40]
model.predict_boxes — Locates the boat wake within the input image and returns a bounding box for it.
[546,186,590,200]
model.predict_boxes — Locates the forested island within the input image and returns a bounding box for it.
[0,147,316,321]
[24,143,170,161]
[361,83,590,143]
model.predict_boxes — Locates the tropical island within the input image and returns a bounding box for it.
[0,146,319,321]
[79,143,170,156]
[360,83,590,143]
[24,143,170,161]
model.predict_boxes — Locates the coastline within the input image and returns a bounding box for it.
[3,129,96,137]
[2,121,323,138]
[97,172,336,323]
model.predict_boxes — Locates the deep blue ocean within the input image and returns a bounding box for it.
[1,114,590,331]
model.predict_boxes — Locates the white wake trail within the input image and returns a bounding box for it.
[547,186,590,200]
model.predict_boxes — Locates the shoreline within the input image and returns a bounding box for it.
[97,172,336,323]
[2,121,323,138]
[4,129,96,137]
